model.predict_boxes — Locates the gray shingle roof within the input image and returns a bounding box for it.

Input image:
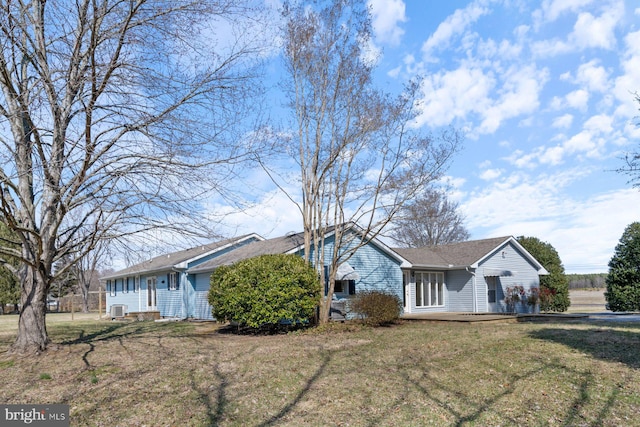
[393,236,511,268]
[103,234,258,279]
[189,232,306,273]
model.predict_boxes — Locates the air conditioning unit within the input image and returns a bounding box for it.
[110,304,127,319]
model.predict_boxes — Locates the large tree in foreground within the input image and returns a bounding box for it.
[0,0,265,352]
[605,222,640,312]
[269,0,461,323]
[517,236,570,312]
[390,187,470,247]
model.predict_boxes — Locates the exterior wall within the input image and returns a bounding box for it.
[156,273,183,318]
[192,272,215,320]
[479,241,541,313]
[105,277,142,316]
[311,234,405,317]
[446,269,474,312]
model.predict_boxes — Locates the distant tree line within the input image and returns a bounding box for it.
[567,273,607,289]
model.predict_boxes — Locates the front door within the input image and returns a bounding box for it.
[486,276,497,312]
[147,277,157,310]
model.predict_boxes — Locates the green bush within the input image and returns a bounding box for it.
[517,236,570,312]
[351,291,401,326]
[605,222,640,312]
[208,254,321,329]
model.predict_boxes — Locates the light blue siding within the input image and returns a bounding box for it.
[192,273,215,320]
[446,270,474,312]
[105,277,142,315]
[479,242,541,313]
[156,273,183,318]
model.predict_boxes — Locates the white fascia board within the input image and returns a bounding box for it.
[470,236,549,275]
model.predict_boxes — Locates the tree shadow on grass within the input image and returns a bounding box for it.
[256,351,332,427]
[528,325,640,369]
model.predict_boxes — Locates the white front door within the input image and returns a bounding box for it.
[147,277,157,310]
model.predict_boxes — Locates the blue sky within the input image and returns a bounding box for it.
[210,0,640,274]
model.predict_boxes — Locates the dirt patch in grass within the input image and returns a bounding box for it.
[1,318,639,426]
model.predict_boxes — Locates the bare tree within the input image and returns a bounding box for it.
[618,93,640,186]
[390,187,470,247]
[0,0,267,353]
[267,0,462,323]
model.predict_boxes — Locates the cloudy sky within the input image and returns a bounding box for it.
[212,0,640,274]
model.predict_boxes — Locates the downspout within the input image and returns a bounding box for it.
[466,267,477,313]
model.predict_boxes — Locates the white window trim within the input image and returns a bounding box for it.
[414,271,445,308]
[134,276,140,293]
[169,272,178,291]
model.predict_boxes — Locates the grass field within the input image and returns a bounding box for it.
[0,309,639,426]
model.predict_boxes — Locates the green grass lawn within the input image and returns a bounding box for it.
[0,316,639,426]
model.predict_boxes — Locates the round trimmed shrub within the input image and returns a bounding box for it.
[208,254,321,328]
[351,291,401,326]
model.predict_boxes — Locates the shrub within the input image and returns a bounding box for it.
[605,222,640,312]
[351,291,401,326]
[208,254,321,329]
[517,236,570,312]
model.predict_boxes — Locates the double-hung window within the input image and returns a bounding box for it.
[414,272,444,307]
[169,272,178,291]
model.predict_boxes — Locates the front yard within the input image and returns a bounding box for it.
[0,313,639,426]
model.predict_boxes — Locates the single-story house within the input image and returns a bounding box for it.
[394,236,548,314]
[103,229,547,320]
[101,234,262,319]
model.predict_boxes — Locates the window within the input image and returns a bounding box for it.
[414,272,444,307]
[108,280,115,296]
[134,276,140,293]
[334,280,355,296]
[169,272,178,291]
[486,276,497,303]
[123,277,129,293]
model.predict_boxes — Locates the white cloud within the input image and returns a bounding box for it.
[209,189,302,239]
[539,0,594,23]
[569,6,622,50]
[479,168,503,180]
[477,65,548,134]
[415,65,495,127]
[421,0,492,61]
[368,0,407,46]
[613,30,640,118]
[552,113,574,128]
[460,169,639,272]
[574,59,611,92]
[532,0,624,57]
[565,89,589,110]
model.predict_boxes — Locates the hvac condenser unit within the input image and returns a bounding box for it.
[110,304,127,319]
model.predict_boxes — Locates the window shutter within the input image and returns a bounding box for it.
[348,280,356,295]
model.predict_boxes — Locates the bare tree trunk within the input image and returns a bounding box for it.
[13,267,49,353]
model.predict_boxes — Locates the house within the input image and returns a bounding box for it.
[104,226,407,320]
[103,230,548,320]
[394,236,548,314]
[102,234,262,319]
